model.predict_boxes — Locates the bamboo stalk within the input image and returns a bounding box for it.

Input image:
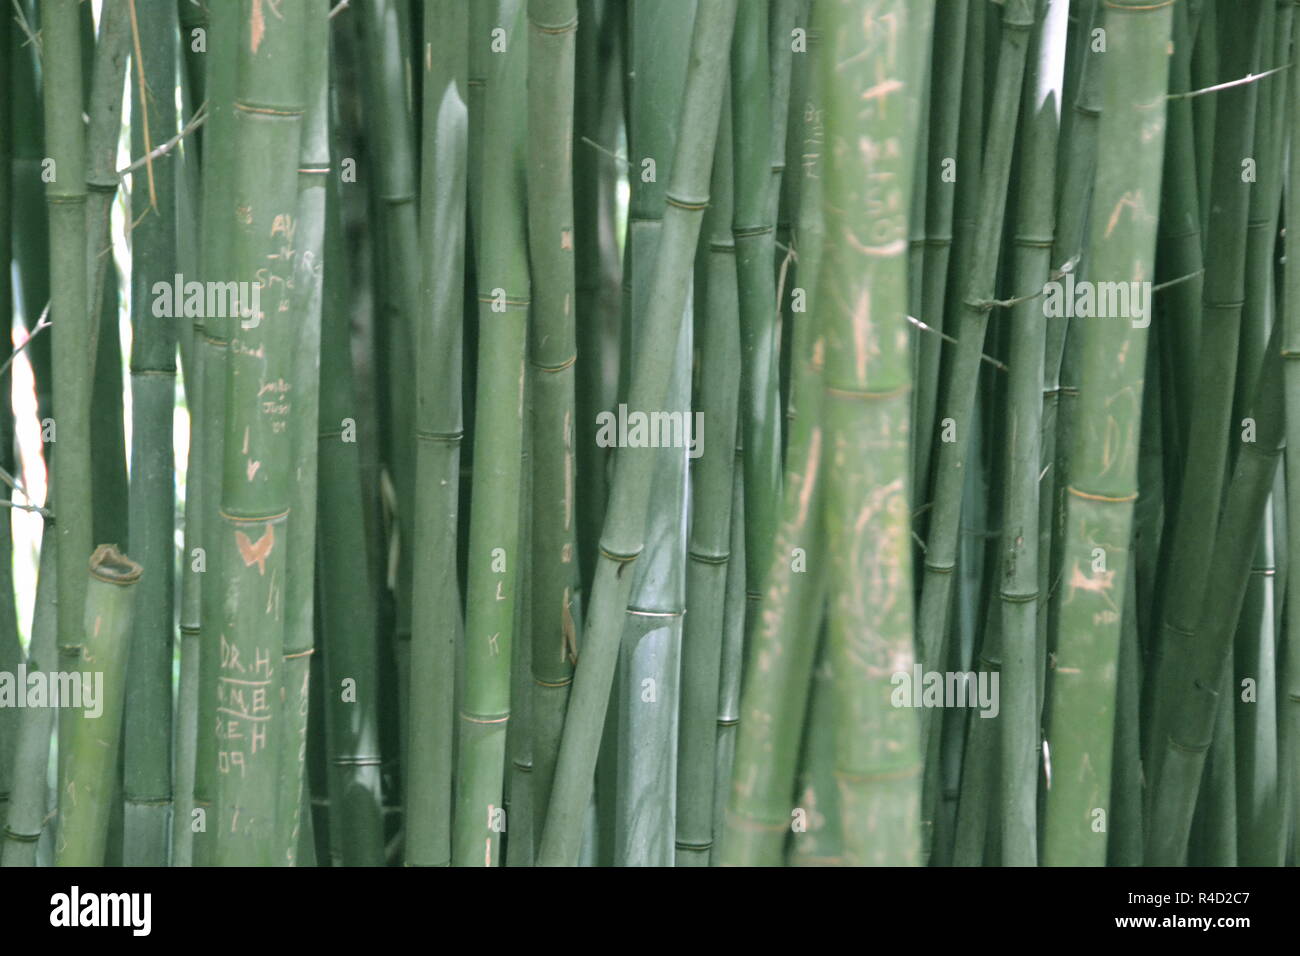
[916,0,1034,688]
[212,0,306,866]
[405,0,469,869]
[0,535,57,867]
[316,178,386,867]
[123,0,179,868]
[360,0,421,786]
[1145,4,1264,788]
[192,0,239,865]
[55,546,142,866]
[41,0,94,822]
[454,0,530,868]
[278,0,329,866]
[719,17,828,864]
[820,0,934,867]
[1041,0,1172,866]
[536,0,738,867]
[730,0,782,636]
[524,0,580,848]
[1284,0,1300,870]
[997,0,1069,866]
[0,0,16,838]
[611,0,695,868]
[676,94,740,867]
[911,0,969,502]
[1147,321,1285,862]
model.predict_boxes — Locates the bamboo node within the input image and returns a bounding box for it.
[599,545,642,564]
[530,15,579,35]
[665,193,710,211]
[1066,486,1137,503]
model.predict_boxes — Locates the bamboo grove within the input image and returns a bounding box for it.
[0,0,1297,869]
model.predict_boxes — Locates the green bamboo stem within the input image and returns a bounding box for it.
[0,0,16,837]
[785,624,839,865]
[360,0,422,787]
[1188,666,1236,864]
[730,0,782,633]
[915,0,1034,688]
[178,0,208,146]
[454,0,530,868]
[0,535,57,867]
[719,22,827,864]
[1284,0,1300,869]
[998,0,1069,867]
[536,0,737,867]
[84,2,130,555]
[278,0,329,866]
[1145,6,1263,783]
[1037,0,1103,747]
[1147,321,1285,863]
[212,0,306,866]
[192,0,239,866]
[84,0,129,343]
[41,0,94,822]
[820,0,933,867]
[610,0,695,868]
[572,0,624,594]
[10,10,53,428]
[524,0,581,848]
[1148,0,1202,496]
[1231,7,1288,864]
[676,95,740,868]
[405,0,469,869]
[123,0,179,867]
[316,179,386,867]
[1190,1,1217,237]
[1106,559,1143,866]
[55,546,142,866]
[711,452,745,864]
[1041,0,1172,866]
[911,0,969,501]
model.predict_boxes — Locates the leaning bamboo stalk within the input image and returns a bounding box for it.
[711,447,746,863]
[83,0,129,359]
[360,0,421,781]
[730,0,782,635]
[0,535,57,867]
[406,0,469,869]
[820,0,933,867]
[611,0,695,868]
[212,0,306,866]
[522,0,581,849]
[997,0,1069,867]
[278,0,329,866]
[911,0,969,501]
[316,178,386,867]
[41,0,94,815]
[1285,0,1300,869]
[454,0,531,868]
[719,20,827,864]
[1232,2,1289,865]
[55,546,143,866]
[0,0,16,837]
[1041,0,1172,866]
[676,95,740,867]
[123,0,179,868]
[915,0,1034,684]
[1145,5,1263,783]
[572,0,624,593]
[537,0,738,867]
[1147,321,1285,863]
